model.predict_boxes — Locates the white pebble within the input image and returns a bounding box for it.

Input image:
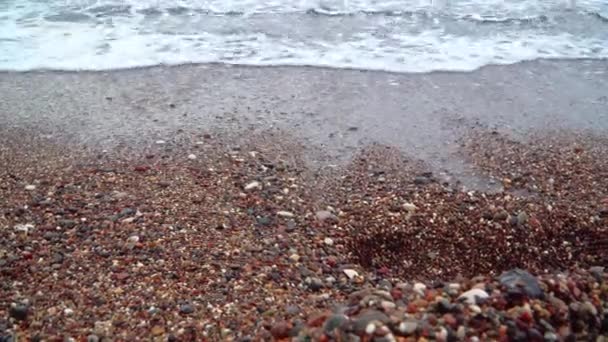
[289,254,300,262]
[25,185,36,191]
[413,282,427,296]
[458,288,489,305]
[187,154,197,160]
[277,211,294,218]
[14,223,34,233]
[403,202,417,212]
[365,322,376,334]
[244,181,261,191]
[343,269,359,280]
[155,140,166,145]
[64,308,74,316]
[324,237,334,246]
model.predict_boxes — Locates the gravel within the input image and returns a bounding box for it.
[0,128,606,340]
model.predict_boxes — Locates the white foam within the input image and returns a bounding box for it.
[0,0,607,72]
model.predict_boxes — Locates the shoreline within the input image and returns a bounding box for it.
[1,57,607,76]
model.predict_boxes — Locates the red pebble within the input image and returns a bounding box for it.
[377,266,390,276]
[134,165,150,172]
[22,251,33,260]
[390,288,403,300]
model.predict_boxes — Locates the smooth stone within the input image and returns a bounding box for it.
[187,154,197,160]
[25,185,36,191]
[413,283,427,296]
[323,314,349,333]
[324,237,334,246]
[398,320,418,335]
[86,335,100,342]
[277,211,294,218]
[458,288,489,305]
[9,303,28,321]
[244,181,261,191]
[499,268,543,298]
[307,277,324,292]
[353,310,390,334]
[315,210,338,223]
[343,269,359,280]
[179,304,195,314]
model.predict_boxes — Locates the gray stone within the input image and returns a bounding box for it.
[499,268,543,298]
[315,211,338,223]
[307,277,324,292]
[323,314,349,333]
[9,303,28,321]
[352,310,389,334]
[179,303,195,314]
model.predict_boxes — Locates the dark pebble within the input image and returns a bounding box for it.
[58,219,77,228]
[179,304,195,315]
[9,303,28,321]
[499,269,543,299]
[414,176,431,185]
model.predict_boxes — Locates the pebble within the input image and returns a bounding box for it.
[289,254,301,262]
[87,335,100,342]
[179,304,195,315]
[9,303,28,321]
[458,288,489,305]
[413,282,427,296]
[307,277,324,292]
[315,210,339,223]
[270,321,291,339]
[187,154,197,160]
[324,237,334,246]
[25,184,36,191]
[398,320,418,335]
[403,203,417,212]
[343,269,359,280]
[244,181,261,191]
[277,211,295,218]
[499,268,543,298]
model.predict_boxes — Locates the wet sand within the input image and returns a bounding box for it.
[1,59,607,188]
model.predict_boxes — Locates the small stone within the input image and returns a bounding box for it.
[25,185,36,191]
[353,310,390,334]
[289,254,300,262]
[187,154,197,160]
[270,321,291,339]
[277,211,294,218]
[343,269,359,280]
[64,308,74,316]
[398,320,418,335]
[493,210,509,221]
[365,322,376,334]
[414,176,431,185]
[179,304,195,315]
[413,282,427,296]
[315,210,338,223]
[499,268,543,298]
[87,335,100,342]
[244,181,261,191]
[403,203,417,212]
[517,211,529,225]
[323,314,348,333]
[458,288,489,305]
[324,237,334,246]
[155,140,166,145]
[9,303,29,321]
[14,223,34,234]
[307,277,324,291]
[380,300,396,311]
[285,305,300,316]
[151,326,165,336]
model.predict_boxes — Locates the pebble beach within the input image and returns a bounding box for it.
[1,62,608,341]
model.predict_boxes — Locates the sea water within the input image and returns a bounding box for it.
[0,0,606,72]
